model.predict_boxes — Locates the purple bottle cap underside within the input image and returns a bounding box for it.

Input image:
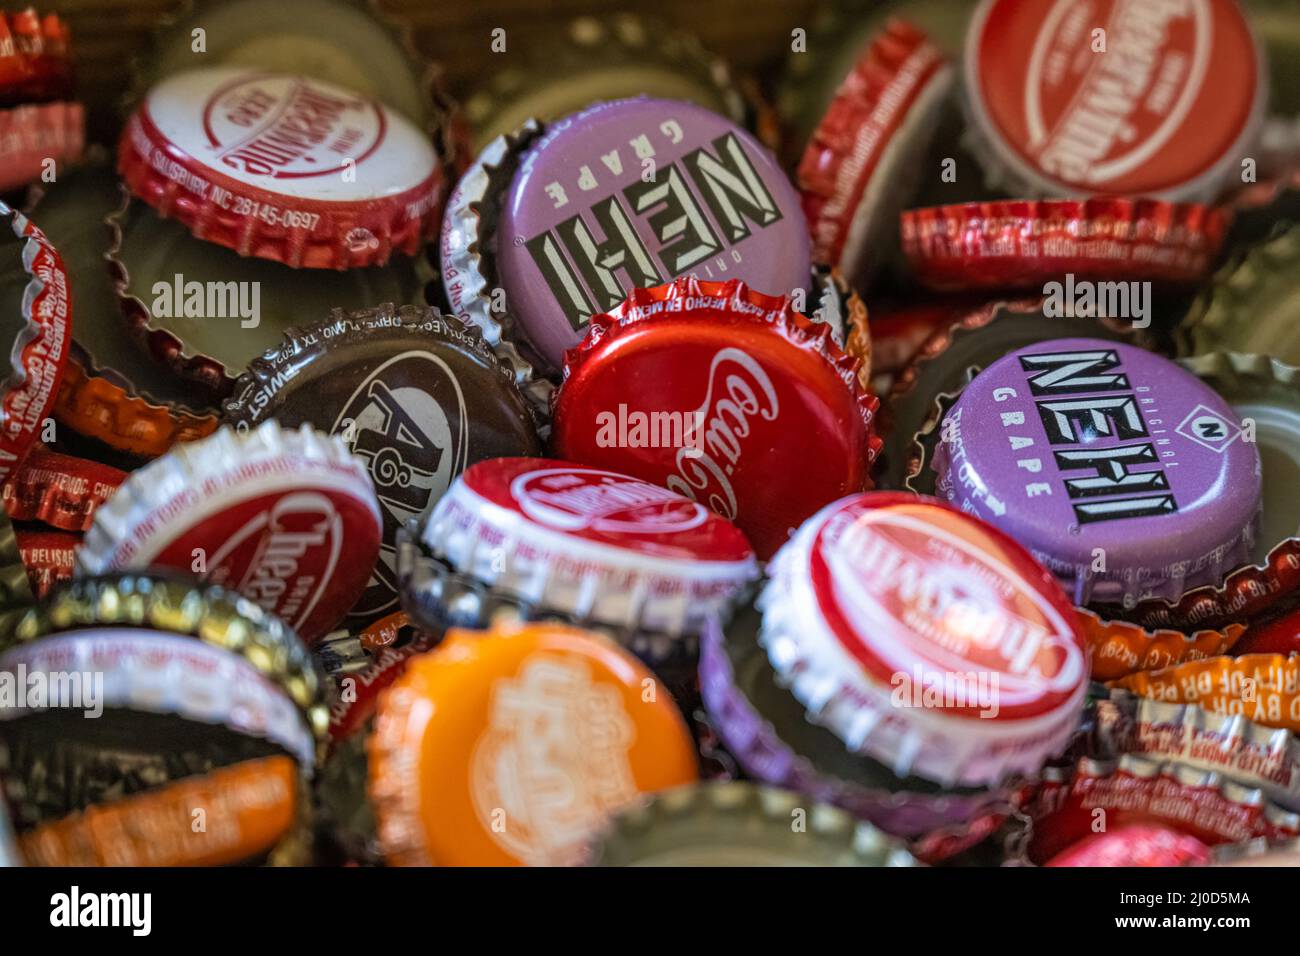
[933,337,1262,605]
[498,97,811,370]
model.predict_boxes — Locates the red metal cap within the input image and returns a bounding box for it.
[761,492,1089,787]
[551,277,880,559]
[964,0,1265,201]
[901,198,1230,292]
[118,67,445,269]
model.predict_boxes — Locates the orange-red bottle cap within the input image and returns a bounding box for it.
[368,622,698,866]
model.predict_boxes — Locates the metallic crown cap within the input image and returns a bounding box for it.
[222,305,544,622]
[76,421,382,644]
[963,0,1267,202]
[118,67,445,269]
[759,491,1089,788]
[0,200,71,485]
[491,97,811,371]
[932,338,1262,607]
[367,622,698,866]
[419,457,759,637]
[7,571,331,756]
[553,276,880,560]
[585,781,919,866]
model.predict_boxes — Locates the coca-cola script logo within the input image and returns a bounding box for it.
[512,467,708,536]
[208,492,343,632]
[1024,0,1210,185]
[663,348,779,520]
[204,74,384,179]
[817,507,1084,711]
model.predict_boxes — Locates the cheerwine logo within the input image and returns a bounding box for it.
[207,75,379,179]
[333,351,467,616]
[470,654,637,866]
[664,348,779,520]
[1005,348,1183,525]
[512,467,708,536]
[211,492,342,630]
[1028,0,1210,185]
[525,127,786,330]
[823,509,1084,702]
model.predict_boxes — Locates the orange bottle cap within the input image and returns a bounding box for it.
[368,622,697,866]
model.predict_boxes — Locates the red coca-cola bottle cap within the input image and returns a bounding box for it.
[552,277,880,559]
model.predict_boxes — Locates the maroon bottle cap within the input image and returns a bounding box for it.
[76,421,382,644]
[1,445,125,532]
[551,277,880,559]
[964,0,1266,202]
[14,527,77,598]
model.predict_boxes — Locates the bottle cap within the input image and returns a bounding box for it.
[0,101,83,193]
[901,198,1229,292]
[17,755,304,867]
[700,596,1014,850]
[1112,653,1300,734]
[880,298,1132,491]
[1042,824,1211,867]
[585,781,918,866]
[1,445,124,533]
[963,0,1266,202]
[26,156,220,457]
[1078,606,1244,682]
[367,621,698,865]
[118,67,445,269]
[552,277,880,559]
[222,305,544,621]
[0,10,73,105]
[14,528,76,598]
[417,457,758,638]
[1237,605,1300,657]
[1098,351,1300,628]
[759,491,1089,788]
[76,421,382,644]
[7,572,330,757]
[1180,221,1300,364]
[317,611,438,744]
[462,13,755,153]
[931,338,1262,606]
[0,502,33,637]
[777,0,975,157]
[0,200,71,484]
[106,192,429,399]
[130,0,443,132]
[444,97,811,372]
[1093,688,1300,811]
[798,18,954,291]
[1025,755,1300,864]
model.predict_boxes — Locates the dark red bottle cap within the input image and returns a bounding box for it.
[1,445,125,532]
[901,198,1230,292]
[551,277,881,558]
